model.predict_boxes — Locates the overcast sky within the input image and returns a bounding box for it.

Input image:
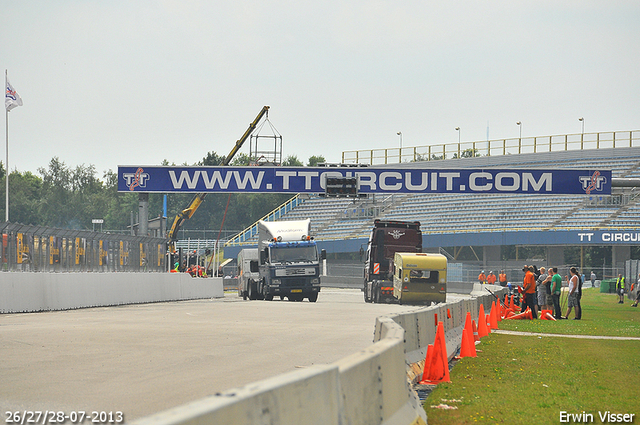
[2,1,639,176]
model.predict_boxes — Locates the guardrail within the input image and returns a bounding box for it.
[224,194,304,246]
[0,222,167,272]
[342,130,640,165]
[132,284,507,425]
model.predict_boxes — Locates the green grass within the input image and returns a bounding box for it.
[425,289,640,424]
[498,288,640,337]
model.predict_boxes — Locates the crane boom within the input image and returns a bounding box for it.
[167,106,270,252]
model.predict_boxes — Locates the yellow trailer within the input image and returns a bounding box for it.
[393,253,447,305]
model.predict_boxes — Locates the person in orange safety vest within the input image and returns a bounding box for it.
[487,271,497,285]
[521,265,538,319]
[478,271,487,284]
[499,270,507,286]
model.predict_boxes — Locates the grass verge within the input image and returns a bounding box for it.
[424,288,640,424]
[497,288,640,337]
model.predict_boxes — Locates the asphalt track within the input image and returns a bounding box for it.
[0,288,423,421]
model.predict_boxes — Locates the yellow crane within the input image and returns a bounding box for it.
[167,106,270,253]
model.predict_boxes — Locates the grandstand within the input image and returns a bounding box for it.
[225,143,640,249]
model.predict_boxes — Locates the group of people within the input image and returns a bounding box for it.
[618,273,640,307]
[480,266,583,320]
[481,266,640,319]
[520,265,574,320]
[478,270,508,286]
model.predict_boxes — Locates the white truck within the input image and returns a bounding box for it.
[257,219,321,302]
[237,248,260,300]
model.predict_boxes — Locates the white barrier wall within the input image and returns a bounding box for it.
[134,316,427,425]
[0,272,224,313]
[131,285,507,425]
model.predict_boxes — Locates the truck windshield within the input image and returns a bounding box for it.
[270,245,317,263]
[409,269,439,284]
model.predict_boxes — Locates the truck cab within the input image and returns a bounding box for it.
[258,219,321,302]
[393,253,447,305]
[237,248,260,300]
[363,219,422,303]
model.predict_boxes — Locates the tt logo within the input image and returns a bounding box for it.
[389,230,405,240]
[579,171,606,195]
[123,168,150,191]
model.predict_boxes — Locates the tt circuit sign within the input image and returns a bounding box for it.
[118,166,611,196]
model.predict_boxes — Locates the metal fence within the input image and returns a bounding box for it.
[0,222,167,272]
[342,130,640,165]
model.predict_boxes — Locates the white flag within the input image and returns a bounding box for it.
[5,79,23,111]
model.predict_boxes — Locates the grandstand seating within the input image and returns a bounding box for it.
[226,146,640,246]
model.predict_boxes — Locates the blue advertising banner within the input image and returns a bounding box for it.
[118,166,611,195]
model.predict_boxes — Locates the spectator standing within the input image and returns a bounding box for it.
[551,267,563,319]
[632,273,640,307]
[499,270,507,287]
[545,268,554,313]
[487,271,497,285]
[478,270,487,285]
[616,274,626,304]
[590,271,596,287]
[564,267,581,319]
[576,268,584,320]
[535,267,548,316]
[522,265,538,319]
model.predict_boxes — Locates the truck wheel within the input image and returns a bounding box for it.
[372,282,379,303]
[248,281,255,300]
[265,293,274,301]
[308,293,318,303]
[242,291,247,301]
[257,279,265,301]
[364,283,372,303]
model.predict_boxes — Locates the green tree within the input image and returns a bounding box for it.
[37,157,72,227]
[0,171,42,224]
[307,155,326,166]
[200,151,226,166]
[282,155,303,166]
[453,148,480,159]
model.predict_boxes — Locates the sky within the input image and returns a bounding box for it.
[2,1,639,177]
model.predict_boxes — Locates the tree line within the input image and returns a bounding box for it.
[0,153,325,237]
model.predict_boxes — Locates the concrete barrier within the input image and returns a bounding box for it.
[0,272,223,313]
[133,365,342,425]
[131,285,507,425]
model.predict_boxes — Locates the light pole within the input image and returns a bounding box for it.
[579,117,584,134]
[516,121,522,139]
[397,132,402,162]
[455,127,460,144]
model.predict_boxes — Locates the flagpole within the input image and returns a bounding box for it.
[5,69,8,222]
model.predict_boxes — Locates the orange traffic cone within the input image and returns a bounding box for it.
[486,314,492,334]
[464,312,473,336]
[505,307,533,320]
[471,319,480,342]
[420,321,450,384]
[525,308,533,320]
[458,327,477,358]
[496,301,503,323]
[510,294,515,310]
[477,304,489,338]
[489,301,499,329]
[544,311,557,321]
[421,344,434,381]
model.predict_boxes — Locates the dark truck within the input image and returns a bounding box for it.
[257,219,321,302]
[363,219,422,303]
